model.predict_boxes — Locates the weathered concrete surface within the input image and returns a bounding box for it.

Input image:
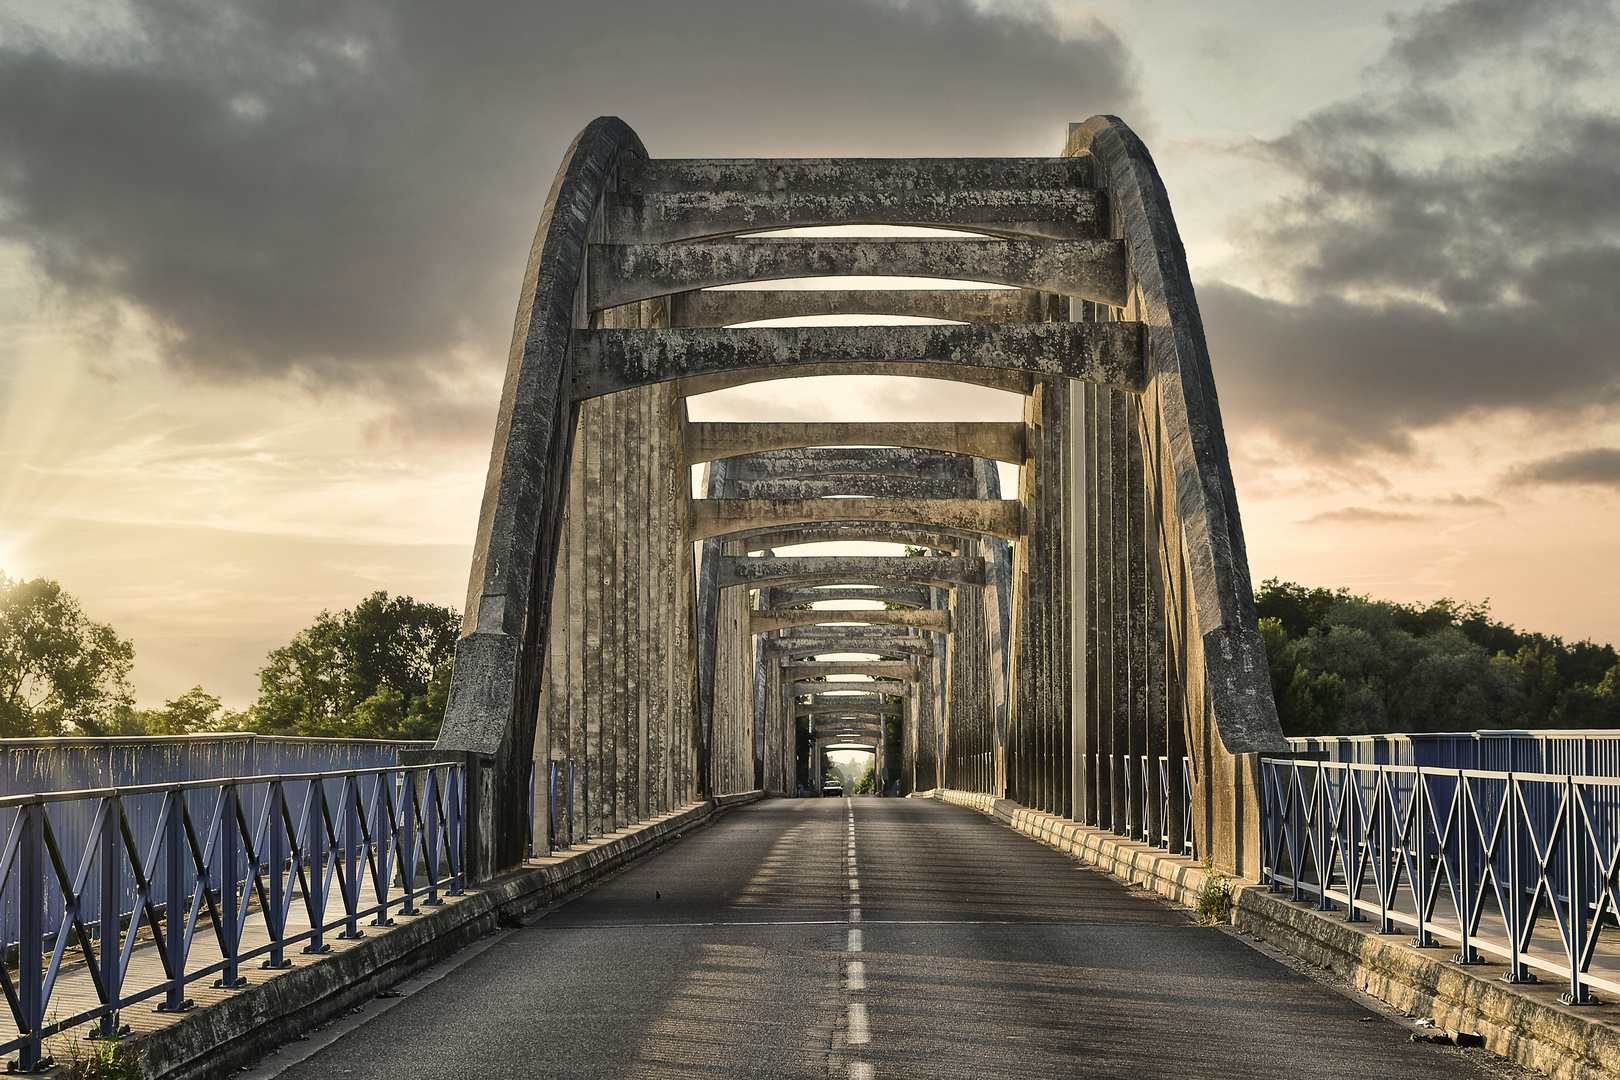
[783,661,920,679]
[769,585,932,606]
[620,156,1095,194]
[735,524,966,552]
[750,607,950,634]
[691,498,1019,543]
[932,788,1620,1080]
[588,238,1127,310]
[686,421,1023,465]
[727,475,980,500]
[718,554,984,590]
[569,322,1144,399]
[726,446,989,482]
[136,794,761,1080]
[788,680,912,695]
[675,361,1031,398]
[604,188,1105,243]
[769,636,939,659]
[667,287,1047,327]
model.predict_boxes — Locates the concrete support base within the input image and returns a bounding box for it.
[928,789,1620,1080]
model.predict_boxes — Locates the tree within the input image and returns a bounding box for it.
[251,592,459,740]
[0,574,134,737]
[128,685,238,735]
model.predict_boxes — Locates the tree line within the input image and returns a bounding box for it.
[1257,579,1620,737]
[0,572,458,741]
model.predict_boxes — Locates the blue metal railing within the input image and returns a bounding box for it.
[0,763,464,1069]
[1262,757,1620,1006]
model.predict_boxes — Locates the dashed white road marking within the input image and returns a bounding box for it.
[848,926,863,951]
[850,1065,873,1080]
[847,1003,870,1044]
[847,961,865,990]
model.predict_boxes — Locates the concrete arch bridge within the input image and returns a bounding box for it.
[433,114,1287,883]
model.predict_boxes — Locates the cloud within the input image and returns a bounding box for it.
[1302,507,1427,525]
[1204,0,1620,461]
[0,0,1134,427]
[1505,446,1620,487]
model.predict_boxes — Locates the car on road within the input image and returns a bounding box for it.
[821,779,844,798]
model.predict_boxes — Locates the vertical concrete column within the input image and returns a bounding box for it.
[1068,377,1092,827]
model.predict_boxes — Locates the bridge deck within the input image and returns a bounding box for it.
[251,800,1525,1079]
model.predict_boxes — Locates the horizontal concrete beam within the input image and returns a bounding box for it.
[619,157,1095,195]
[790,681,912,696]
[687,421,1022,465]
[751,608,950,635]
[667,288,1047,327]
[603,188,1106,244]
[771,638,938,659]
[766,586,932,607]
[727,447,978,483]
[734,524,963,553]
[573,322,1142,400]
[729,475,977,500]
[692,498,1019,543]
[781,661,921,680]
[588,238,1128,311]
[676,362,1031,397]
[719,555,984,589]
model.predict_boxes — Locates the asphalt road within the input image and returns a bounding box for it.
[262,798,1522,1079]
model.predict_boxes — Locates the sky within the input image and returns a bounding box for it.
[0,0,1616,710]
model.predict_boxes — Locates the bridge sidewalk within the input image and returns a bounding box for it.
[925,788,1620,1080]
[42,793,760,1080]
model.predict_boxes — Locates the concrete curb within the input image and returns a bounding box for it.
[137,792,764,1080]
[928,788,1620,1080]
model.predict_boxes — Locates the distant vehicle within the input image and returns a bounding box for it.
[821,779,844,798]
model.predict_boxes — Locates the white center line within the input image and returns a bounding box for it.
[847,1003,870,1045]
[849,926,862,951]
[846,961,865,990]
[850,1065,874,1080]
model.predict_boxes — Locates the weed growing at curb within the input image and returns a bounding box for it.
[54,1030,142,1080]
[1196,859,1232,925]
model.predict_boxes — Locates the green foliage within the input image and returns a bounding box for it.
[55,1031,141,1080]
[854,760,878,794]
[250,592,459,740]
[1256,579,1620,736]
[124,685,244,736]
[1195,859,1232,925]
[0,574,135,737]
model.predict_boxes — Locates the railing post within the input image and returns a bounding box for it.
[1454,769,1479,963]
[340,776,364,940]
[1412,770,1433,946]
[264,781,292,969]
[424,768,443,907]
[98,795,129,1036]
[1563,774,1594,1004]
[1503,772,1534,982]
[568,762,576,845]
[160,789,194,1011]
[214,785,248,989]
[18,803,44,1071]
[549,761,559,854]
[399,769,420,916]
[302,781,330,955]
[371,773,396,928]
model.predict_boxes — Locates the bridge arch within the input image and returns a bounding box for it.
[436,115,1285,880]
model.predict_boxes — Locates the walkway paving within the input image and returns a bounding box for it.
[251,798,1529,1080]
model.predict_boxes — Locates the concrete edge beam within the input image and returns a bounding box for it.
[668,288,1047,327]
[782,662,921,680]
[738,526,964,554]
[574,322,1142,400]
[766,586,932,606]
[587,238,1128,311]
[687,421,1023,465]
[728,476,979,500]
[692,498,1020,543]
[725,446,981,482]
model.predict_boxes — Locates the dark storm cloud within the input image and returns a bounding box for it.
[1506,447,1620,488]
[0,0,1133,403]
[1203,0,1620,460]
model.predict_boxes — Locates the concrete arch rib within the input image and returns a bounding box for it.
[435,116,645,876]
[678,363,1030,397]
[1068,116,1284,758]
[691,498,1019,543]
